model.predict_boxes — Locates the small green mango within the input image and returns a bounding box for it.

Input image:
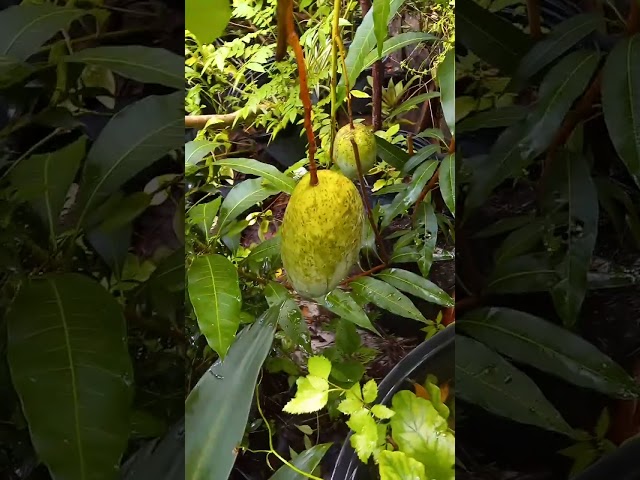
[280,169,364,298]
[333,123,377,179]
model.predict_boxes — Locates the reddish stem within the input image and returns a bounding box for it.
[526,0,542,39]
[341,263,387,285]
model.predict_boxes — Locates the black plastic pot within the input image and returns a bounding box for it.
[572,435,640,480]
[329,325,455,480]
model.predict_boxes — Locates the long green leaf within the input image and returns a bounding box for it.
[456,105,527,134]
[7,273,133,480]
[414,200,438,277]
[402,145,440,174]
[217,178,280,235]
[185,306,278,480]
[456,0,530,73]
[459,307,639,399]
[520,50,600,160]
[542,151,598,327]
[65,46,183,90]
[376,268,453,307]
[487,252,558,294]
[383,160,438,227]
[269,443,332,480]
[602,35,640,189]
[10,136,85,241]
[363,32,437,70]
[78,92,183,225]
[316,288,379,333]
[214,158,295,194]
[375,136,411,169]
[439,154,455,217]
[456,335,577,438]
[187,254,241,359]
[185,140,215,174]
[0,4,91,60]
[437,48,455,135]
[350,276,426,322]
[373,0,390,58]
[515,13,602,83]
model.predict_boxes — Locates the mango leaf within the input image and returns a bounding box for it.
[0,56,33,88]
[216,178,280,235]
[378,450,427,480]
[414,200,438,277]
[213,158,295,194]
[363,32,437,70]
[186,0,231,44]
[375,136,411,169]
[456,335,577,438]
[278,299,311,353]
[78,92,183,225]
[0,4,91,60]
[456,105,528,134]
[268,443,332,480]
[373,0,390,58]
[148,248,184,293]
[388,91,440,119]
[187,254,241,359]
[520,50,600,160]
[350,276,426,322]
[10,136,85,241]
[402,145,440,174]
[515,13,602,83]
[185,306,278,480]
[243,236,282,273]
[487,252,558,293]
[602,35,640,189]
[185,140,215,174]
[65,46,183,90]
[7,273,133,480]
[492,220,547,263]
[265,281,290,307]
[99,192,151,232]
[382,160,438,227]
[316,288,378,333]
[542,151,598,326]
[457,0,530,73]
[187,197,221,242]
[376,268,453,307]
[390,391,455,479]
[338,0,405,101]
[459,307,640,399]
[437,48,455,135]
[439,154,455,217]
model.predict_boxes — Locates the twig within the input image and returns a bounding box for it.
[341,263,387,284]
[407,134,414,156]
[185,111,250,129]
[526,0,542,39]
[351,138,389,262]
[628,0,640,34]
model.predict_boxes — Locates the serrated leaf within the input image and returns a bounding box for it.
[268,443,332,480]
[7,273,133,480]
[602,35,640,189]
[283,376,329,414]
[371,404,395,420]
[187,254,241,359]
[390,391,454,479]
[362,379,378,403]
[377,268,453,307]
[460,307,639,399]
[65,46,183,89]
[457,0,531,73]
[515,13,602,83]
[186,307,278,480]
[308,356,331,380]
[456,335,577,438]
[378,450,427,480]
[10,136,85,241]
[437,48,456,135]
[520,50,600,160]
[214,158,295,194]
[316,288,378,333]
[436,156,453,219]
[217,178,280,235]
[78,93,182,225]
[0,4,92,60]
[347,410,379,463]
[350,277,426,322]
[456,105,528,133]
[186,0,231,44]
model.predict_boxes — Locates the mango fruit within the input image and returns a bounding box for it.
[333,123,377,179]
[280,169,364,298]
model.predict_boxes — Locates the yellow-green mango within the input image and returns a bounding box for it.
[280,169,364,298]
[333,123,377,179]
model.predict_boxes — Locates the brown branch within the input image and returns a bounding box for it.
[359,0,383,130]
[341,263,387,285]
[628,0,640,34]
[526,0,542,40]
[275,0,293,61]
[185,110,254,129]
[407,134,414,156]
[351,138,389,262]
